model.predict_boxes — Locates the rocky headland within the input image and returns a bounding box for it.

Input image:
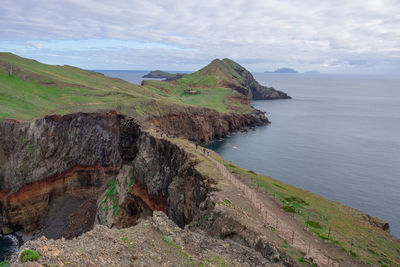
[1,53,399,266]
[142,70,186,80]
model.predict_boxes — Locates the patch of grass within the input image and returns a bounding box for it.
[204,255,226,267]
[306,220,322,229]
[21,249,40,262]
[283,205,296,213]
[298,256,305,263]
[101,178,120,216]
[0,260,9,267]
[285,196,308,205]
[128,173,134,187]
[162,235,174,244]
[281,240,289,249]
[273,183,285,189]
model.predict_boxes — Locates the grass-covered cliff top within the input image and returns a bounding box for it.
[0,53,256,121]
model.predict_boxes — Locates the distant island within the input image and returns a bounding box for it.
[264,68,321,74]
[304,70,321,74]
[142,70,186,80]
[265,68,298,73]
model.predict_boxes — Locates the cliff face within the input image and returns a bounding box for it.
[0,112,209,237]
[148,108,269,143]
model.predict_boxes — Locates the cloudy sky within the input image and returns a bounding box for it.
[1,0,400,73]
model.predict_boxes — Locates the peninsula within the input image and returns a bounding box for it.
[0,52,399,267]
[142,70,186,80]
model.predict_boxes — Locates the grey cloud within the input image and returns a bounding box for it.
[1,0,399,73]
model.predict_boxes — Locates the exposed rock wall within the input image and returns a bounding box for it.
[0,112,209,237]
[149,108,269,143]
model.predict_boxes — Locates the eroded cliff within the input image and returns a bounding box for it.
[0,112,209,238]
[148,108,269,143]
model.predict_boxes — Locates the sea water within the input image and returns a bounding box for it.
[0,234,19,261]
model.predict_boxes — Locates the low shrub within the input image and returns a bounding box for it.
[20,249,40,262]
[283,205,296,213]
[306,220,322,229]
[284,196,308,205]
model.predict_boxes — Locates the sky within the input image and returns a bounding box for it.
[1,0,400,73]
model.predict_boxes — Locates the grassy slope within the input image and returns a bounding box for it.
[208,152,400,266]
[142,59,253,114]
[0,53,250,121]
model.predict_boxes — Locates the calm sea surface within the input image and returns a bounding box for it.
[98,71,400,238]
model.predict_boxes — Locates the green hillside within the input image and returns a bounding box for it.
[0,53,252,121]
[143,58,290,101]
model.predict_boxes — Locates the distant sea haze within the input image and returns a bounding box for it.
[98,70,400,238]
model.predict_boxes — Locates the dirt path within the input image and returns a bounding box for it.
[207,155,340,267]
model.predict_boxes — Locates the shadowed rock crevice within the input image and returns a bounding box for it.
[0,112,210,238]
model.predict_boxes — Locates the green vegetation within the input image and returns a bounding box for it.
[0,260,9,267]
[162,235,174,244]
[101,178,120,216]
[214,154,400,267]
[306,220,322,229]
[203,255,226,267]
[283,205,296,213]
[0,53,253,122]
[20,249,40,262]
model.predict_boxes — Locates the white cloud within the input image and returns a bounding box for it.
[0,0,399,73]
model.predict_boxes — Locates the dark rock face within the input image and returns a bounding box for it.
[221,59,291,100]
[0,112,209,237]
[364,214,390,232]
[148,108,269,143]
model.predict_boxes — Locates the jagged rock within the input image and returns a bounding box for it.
[364,214,390,232]
[9,211,279,266]
[149,108,269,143]
[0,112,209,237]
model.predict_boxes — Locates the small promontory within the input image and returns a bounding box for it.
[191,58,291,100]
[142,70,185,80]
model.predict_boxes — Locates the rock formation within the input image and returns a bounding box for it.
[196,58,291,100]
[0,112,209,238]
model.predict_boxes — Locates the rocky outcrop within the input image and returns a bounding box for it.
[0,112,210,237]
[148,108,269,143]
[199,58,291,100]
[364,214,390,232]
[142,70,185,80]
[10,211,282,266]
[221,59,291,100]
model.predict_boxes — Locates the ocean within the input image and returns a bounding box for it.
[0,234,19,261]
